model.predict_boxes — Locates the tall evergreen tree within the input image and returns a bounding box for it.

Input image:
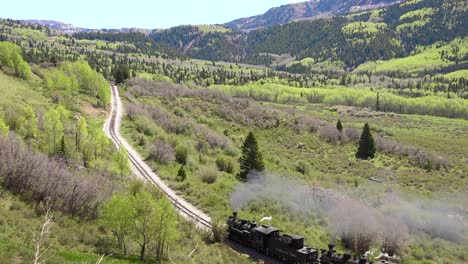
[57,135,68,158]
[237,132,264,181]
[177,165,187,182]
[356,123,376,160]
[114,64,130,84]
[336,119,343,133]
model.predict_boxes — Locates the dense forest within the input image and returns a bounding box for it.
[150,0,467,70]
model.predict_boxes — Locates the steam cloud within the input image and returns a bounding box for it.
[230,171,467,243]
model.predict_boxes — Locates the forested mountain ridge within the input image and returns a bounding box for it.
[225,0,405,31]
[149,0,468,71]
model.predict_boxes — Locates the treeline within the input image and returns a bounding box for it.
[0,42,31,79]
[382,0,467,51]
[42,60,110,108]
[73,31,182,58]
[0,19,301,88]
[2,103,114,167]
[151,25,244,62]
[214,82,468,119]
[148,0,468,70]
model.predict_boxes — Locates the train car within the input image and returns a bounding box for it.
[320,244,396,264]
[227,212,318,264]
[227,212,397,264]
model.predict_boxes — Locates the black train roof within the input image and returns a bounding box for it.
[254,225,281,235]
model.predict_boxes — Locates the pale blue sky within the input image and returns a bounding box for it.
[0,0,298,29]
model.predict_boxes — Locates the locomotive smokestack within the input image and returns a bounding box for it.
[233,212,238,218]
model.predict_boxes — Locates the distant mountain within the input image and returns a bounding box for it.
[150,0,467,69]
[225,0,407,31]
[21,20,88,34]
[20,20,152,35]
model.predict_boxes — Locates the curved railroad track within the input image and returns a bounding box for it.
[104,85,212,230]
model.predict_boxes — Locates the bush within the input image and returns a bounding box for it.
[210,218,228,243]
[175,145,188,164]
[134,116,155,136]
[344,127,360,142]
[318,125,341,144]
[295,160,310,175]
[177,165,187,182]
[132,133,146,146]
[198,166,219,184]
[215,156,234,173]
[148,140,175,164]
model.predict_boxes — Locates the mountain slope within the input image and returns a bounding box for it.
[225,0,406,31]
[151,0,467,70]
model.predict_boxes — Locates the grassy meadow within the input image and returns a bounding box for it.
[120,79,468,264]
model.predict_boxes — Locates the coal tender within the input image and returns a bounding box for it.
[227,212,396,264]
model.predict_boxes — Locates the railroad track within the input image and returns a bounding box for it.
[105,85,212,230]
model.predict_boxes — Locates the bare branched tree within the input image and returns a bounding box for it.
[34,206,54,264]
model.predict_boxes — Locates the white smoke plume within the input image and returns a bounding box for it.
[230,171,467,244]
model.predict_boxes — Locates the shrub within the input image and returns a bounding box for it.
[318,125,341,144]
[295,160,310,175]
[198,166,219,184]
[134,116,155,136]
[132,133,146,146]
[175,145,188,165]
[216,156,234,173]
[177,165,187,182]
[148,140,175,164]
[344,127,360,142]
[210,218,228,243]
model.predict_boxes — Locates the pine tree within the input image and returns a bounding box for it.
[57,135,68,158]
[376,92,380,111]
[356,123,376,160]
[177,165,187,182]
[237,132,264,181]
[336,119,343,133]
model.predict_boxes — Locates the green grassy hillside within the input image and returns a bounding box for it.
[355,37,468,74]
[120,78,468,264]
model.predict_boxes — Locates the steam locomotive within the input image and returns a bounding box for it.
[227,212,396,264]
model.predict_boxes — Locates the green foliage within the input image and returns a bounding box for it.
[210,217,228,243]
[216,156,235,173]
[216,82,468,119]
[43,61,110,108]
[42,107,66,154]
[295,160,311,175]
[336,119,343,133]
[112,148,131,181]
[175,145,188,164]
[356,123,376,160]
[102,192,134,255]
[57,135,69,158]
[103,183,178,261]
[0,116,9,135]
[114,64,130,84]
[75,117,88,150]
[16,105,38,141]
[177,165,187,182]
[198,166,219,184]
[0,41,31,79]
[355,37,468,74]
[237,132,264,181]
